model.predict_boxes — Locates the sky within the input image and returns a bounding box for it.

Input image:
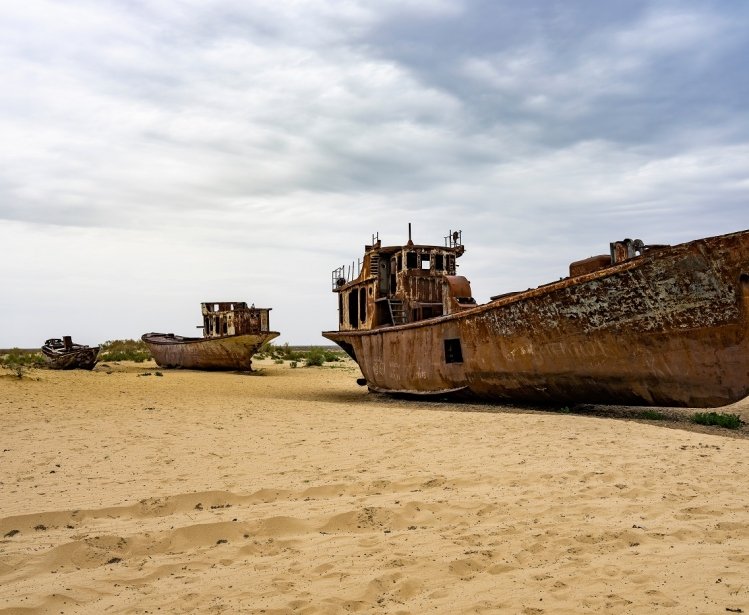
[1,0,748,347]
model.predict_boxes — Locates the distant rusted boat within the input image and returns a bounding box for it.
[322,228,749,408]
[142,302,279,371]
[42,336,100,370]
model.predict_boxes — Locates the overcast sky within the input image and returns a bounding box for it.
[1,0,748,347]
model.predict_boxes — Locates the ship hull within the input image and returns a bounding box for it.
[323,230,749,408]
[142,331,279,371]
[42,346,100,370]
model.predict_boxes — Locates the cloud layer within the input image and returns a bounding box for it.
[1,0,748,346]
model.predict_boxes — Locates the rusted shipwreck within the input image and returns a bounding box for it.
[142,302,279,371]
[42,336,100,370]
[322,228,749,408]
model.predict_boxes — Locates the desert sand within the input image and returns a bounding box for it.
[1,358,748,614]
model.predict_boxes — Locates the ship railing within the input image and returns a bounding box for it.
[331,258,363,290]
[445,229,462,248]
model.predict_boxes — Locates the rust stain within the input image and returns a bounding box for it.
[41,337,100,370]
[143,302,279,371]
[323,228,749,408]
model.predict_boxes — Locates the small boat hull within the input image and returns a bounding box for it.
[142,331,279,371]
[41,345,100,370]
[324,230,749,408]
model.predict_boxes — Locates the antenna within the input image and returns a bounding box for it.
[408,222,412,242]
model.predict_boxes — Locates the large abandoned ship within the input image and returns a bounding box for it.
[142,302,279,371]
[322,228,749,408]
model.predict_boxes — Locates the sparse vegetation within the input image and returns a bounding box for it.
[0,349,44,378]
[691,411,743,429]
[256,343,302,362]
[256,343,344,366]
[638,409,667,421]
[304,347,343,367]
[254,341,274,359]
[99,339,152,363]
[304,347,326,367]
[322,349,341,362]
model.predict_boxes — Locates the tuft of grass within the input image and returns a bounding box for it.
[0,349,44,378]
[638,409,667,421]
[691,412,743,429]
[99,339,152,363]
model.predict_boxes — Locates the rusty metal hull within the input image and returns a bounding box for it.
[323,230,749,407]
[142,331,279,371]
[41,346,100,370]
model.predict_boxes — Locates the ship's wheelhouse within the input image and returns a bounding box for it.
[200,302,272,338]
[332,230,475,332]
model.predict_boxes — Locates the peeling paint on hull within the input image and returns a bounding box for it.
[142,332,279,371]
[142,301,279,371]
[42,346,99,370]
[323,230,749,407]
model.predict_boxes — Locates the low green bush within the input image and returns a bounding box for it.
[691,412,743,429]
[304,347,326,367]
[99,340,152,363]
[0,349,44,377]
[282,345,303,361]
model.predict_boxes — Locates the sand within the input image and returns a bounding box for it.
[1,358,748,614]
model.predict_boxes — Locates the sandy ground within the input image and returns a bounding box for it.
[1,358,748,614]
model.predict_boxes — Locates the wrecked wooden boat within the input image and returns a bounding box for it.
[142,302,279,371]
[322,228,749,408]
[41,336,100,370]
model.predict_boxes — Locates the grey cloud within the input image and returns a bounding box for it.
[365,1,749,149]
[0,1,748,346]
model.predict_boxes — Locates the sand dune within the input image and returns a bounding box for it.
[1,359,748,613]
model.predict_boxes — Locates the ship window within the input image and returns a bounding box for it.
[223,319,228,334]
[444,338,463,364]
[397,254,403,271]
[338,293,343,325]
[406,251,417,269]
[359,288,367,322]
[435,254,444,271]
[446,255,455,274]
[214,304,219,312]
[421,253,431,270]
[348,289,359,328]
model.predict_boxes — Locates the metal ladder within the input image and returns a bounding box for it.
[388,299,407,325]
[369,252,380,276]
